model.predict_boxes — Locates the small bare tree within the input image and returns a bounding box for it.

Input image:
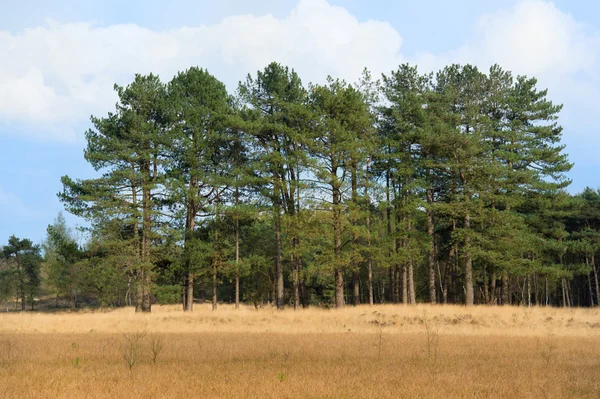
[371,313,392,357]
[148,335,164,364]
[121,328,147,372]
[422,311,440,363]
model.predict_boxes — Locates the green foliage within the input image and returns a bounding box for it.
[30,61,596,310]
[153,285,181,305]
[43,213,84,307]
[2,235,42,310]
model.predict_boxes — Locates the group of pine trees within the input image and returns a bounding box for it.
[2,62,600,312]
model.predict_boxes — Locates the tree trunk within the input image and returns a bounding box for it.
[593,254,599,307]
[407,219,415,305]
[235,272,240,309]
[274,196,284,310]
[212,226,219,311]
[502,271,510,306]
[184,206,195,312]
[366,215,374,304]
[386,169,395,304]
[527,274,531,307]
[401,263,408,304]
[460,169,474,306]
[139,177,152,313]
[438,258,448,305]
[292,251,299,310]
[351,162,360,307]
[130,164,143,313]
[368,257,374,305]
[483,266,489,304]
[352,271,360,306]
[399,182,408,305]
[464,209,474,306]
[533,273,539,305]
[70,284,75,310]
[566,279,572,308]
[443,264,450,304]
[298,254,307,308]
[365,157,374,306]
[426,187,436,304]
[490,275,497,305]
[235,234,240,310]
[333,162,344,308]
[136,268,144,313]
[408,257,416,304]
[588,272,594,307]
[335,269,344,308]
[142,272,152,312]
[235,186,240,310]
[212,260,217,311]
[390,267,396,304]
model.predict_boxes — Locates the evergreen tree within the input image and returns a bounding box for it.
[308,78,372,307]
[43,213,82,308]
[60,74,169,312]
[238,62,308,309]
[2,236,42,310]
[166,67,232,311]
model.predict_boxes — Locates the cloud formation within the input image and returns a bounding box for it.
[415,0,600,131]
[0,0,597,142]
[0,0,403,140]
[416,0,597,75]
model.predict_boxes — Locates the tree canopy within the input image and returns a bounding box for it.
[3,61,597,312]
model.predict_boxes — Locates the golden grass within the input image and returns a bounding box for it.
[1,304,599,398]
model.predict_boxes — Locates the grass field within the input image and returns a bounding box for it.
[1,304,599,398]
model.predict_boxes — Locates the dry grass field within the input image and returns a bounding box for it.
[0,304,599,398]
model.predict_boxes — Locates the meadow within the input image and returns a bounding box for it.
[1,304,599,398]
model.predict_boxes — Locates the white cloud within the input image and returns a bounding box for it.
[1,0,598,148]
[470,0,596,76]
[409,0,600,192]
[414,0,600,139]
[0,0,403,141]
[415,0,599,76]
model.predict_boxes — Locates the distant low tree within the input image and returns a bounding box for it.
[0,256,17,311]
[2,236,42,310]
[43,213,83,309]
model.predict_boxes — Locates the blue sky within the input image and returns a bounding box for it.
[1,0,599,244]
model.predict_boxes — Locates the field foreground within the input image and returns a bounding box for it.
[1,304,599,398]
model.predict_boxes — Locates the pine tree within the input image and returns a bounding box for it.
[308,78,372,308]
[166,67,232,311]
[2,236,42,310]
[43,213,82,308]
[238,62,308,309]
[60,74,169,312]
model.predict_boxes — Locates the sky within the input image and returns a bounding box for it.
[1,0,599,244]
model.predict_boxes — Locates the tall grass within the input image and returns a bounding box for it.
[0,304,599,398]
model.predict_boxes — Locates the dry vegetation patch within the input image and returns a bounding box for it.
[0,304,599,398]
